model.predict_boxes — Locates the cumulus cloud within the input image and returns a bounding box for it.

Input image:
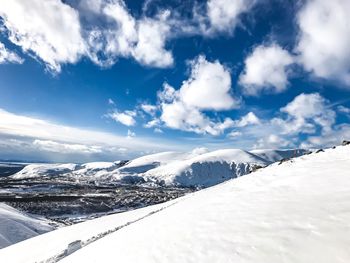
[231,93,341,149]
[300,124,350,148]
[179,56,238,110]
[84,0,173,68]
[274,93,336,135]
[132,11,173,67]
[108,110,136,126]
[254,134,291,149]
[239,44,294,96]
[156,56,239,135]
[296,0,350,86]
[0,41,23,64]
[206,0,255,33]
[0,0,86,72]
[0,0,175,71]
[159,99,235,136]
[234,112,260,127]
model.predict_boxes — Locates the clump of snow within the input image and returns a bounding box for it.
[0,204,55,249]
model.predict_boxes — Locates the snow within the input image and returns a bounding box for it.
[2,145,350,262]
[80,162,116,170]
[0,201,177,262]
[116,151,196,174]
[9,148,307,187]
[250,149,308,163]
[11,163,77,179]
[143,149,267,187]
[0,204,55,249]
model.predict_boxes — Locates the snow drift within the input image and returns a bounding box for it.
[1,145,349,262]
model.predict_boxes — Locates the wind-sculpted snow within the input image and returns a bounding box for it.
[2,145,349,262]
[0,203,56,249]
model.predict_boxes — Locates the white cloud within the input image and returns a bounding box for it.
[0,108,183,161]
[160,100,235,136]
[337,105,350,114]
[127,129,136,138]
[156,56,239,135]
[33,139,102,154]
[0,0,174,71]
[132,11,173,67]
[0,0,86,72]
[108,98,115,105]
[296,0,350,86]
[140,104,158,116]
[300,124,350,148]
[0,0,257,72]
[179,56,238,110]
[206,0,255,33]
[254,134,291,149]
[234,112,260,127]
[154,128,163,133]
[275,93,336,135]
[86,0,137,67]
[85,1,173,68]
[108,110,136,126]
[239,44,294,96]
[228,93,340,150]
[0,41,23,64]
[227,131,242,138]
[144,119,161,128]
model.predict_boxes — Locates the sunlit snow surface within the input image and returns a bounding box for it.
[1,145,349,262]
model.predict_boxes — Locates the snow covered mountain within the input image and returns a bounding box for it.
[12,163,78,179]
[1,145,349,262]
[142,149,268,187]
[9,148,306,187]
[0,204,56,249]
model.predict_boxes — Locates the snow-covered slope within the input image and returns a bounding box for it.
[143,149,267,187]
[9,148,307,187]
[0,204,55,249]
[2,145,349,262]
[11,163,77,179]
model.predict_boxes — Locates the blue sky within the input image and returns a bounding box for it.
[0,0,350,162]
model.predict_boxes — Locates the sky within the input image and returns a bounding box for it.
[0,0,350,162]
